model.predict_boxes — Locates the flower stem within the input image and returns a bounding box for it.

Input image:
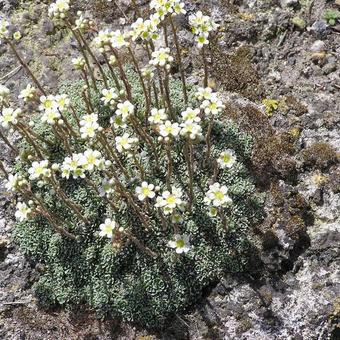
[169,16,188,105]
[205,116,214,163]
[202,45,209,88]
[5,38,46,96]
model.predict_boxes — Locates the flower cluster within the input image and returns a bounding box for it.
[189,11,219,48]
[130,16,160,41]
[60,149,106,179]
[48,0,70,21]
[0,107,21,129]
[80,113,100,139]
[39,94,70,125]
[180,107,202,140]
[196,87,225,116]
[150,0,186,19]
[15,202,32,222]
[18,84,36,102]
[75,11,95,32]
[93,29,113,52]
[150,47,173,69]
[5,173,27,193]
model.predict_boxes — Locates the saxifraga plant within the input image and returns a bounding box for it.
[0,0,263,328]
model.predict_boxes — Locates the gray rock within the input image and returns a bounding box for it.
[42,19,55,35]
[322,62,337,75]
[280,0,299,8]
[310,40,326,53]
[309,20,329,38]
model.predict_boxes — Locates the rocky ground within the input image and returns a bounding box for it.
[0,0,339,339]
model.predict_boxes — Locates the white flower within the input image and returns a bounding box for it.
[81,149,104,171]
[159,120,180,138]
[115,133,137,153]
[110,30,129,48]
[116,100,134,121]
[0,85,10,103]
[18,84,36,102]
[168,234,190,254]
[173,1,186,15]
[80,113,100,139]
[41,108,61,125]
[0,107,21,128]
[39,95,58,112]
[55,94,70,111]
[101,88,118,106]
[196,34,209,48]
[217,149,236,169]
[15,202,32,222]
[200,95,225,116]
[148,108,167,124]
[204,182,232,207]
[99,218,117,238]
[181,107,201,122]
[195,87,213,101]
[136,181,156,201]
[149,47,173,67]
[28,160,51,180]
[72,56,86,70]
[155,186,183,214]
[180,120,202,140]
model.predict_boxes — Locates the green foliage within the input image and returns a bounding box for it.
[325,9,340,26]
[13,70,262,328]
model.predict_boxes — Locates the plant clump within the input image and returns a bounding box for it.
[0,0,262,328]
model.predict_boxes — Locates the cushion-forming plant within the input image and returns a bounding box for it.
[0,0,262,327]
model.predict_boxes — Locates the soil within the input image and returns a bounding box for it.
[0,0,339,339]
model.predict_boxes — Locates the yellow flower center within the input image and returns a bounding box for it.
[166,195,176,205]
[214,191,224,201]
[222,154,231,163]
[142,187,151,196]
[176,239,185,248]
[87,155,96,164]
